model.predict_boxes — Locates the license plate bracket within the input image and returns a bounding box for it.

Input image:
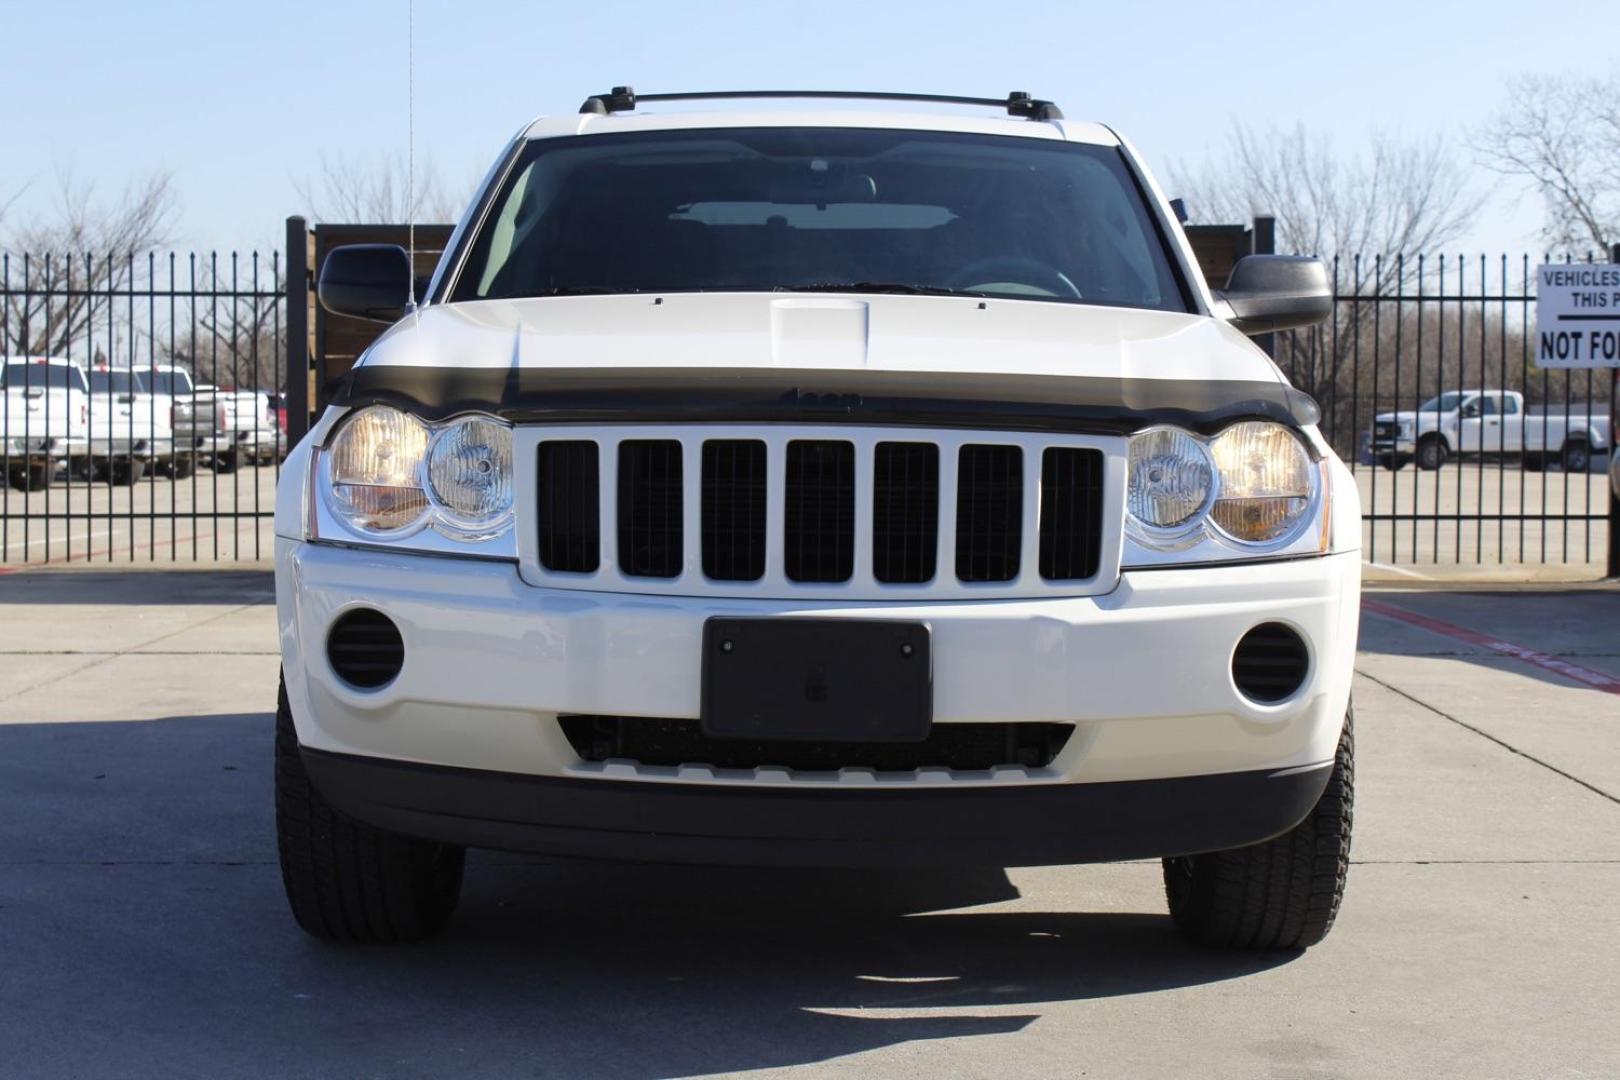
[701,618,932,742]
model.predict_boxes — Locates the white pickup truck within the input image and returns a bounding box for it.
[155,365,280,472]
[1371,389,1611,471]
[1,356,90,490]
[85,367,201,482]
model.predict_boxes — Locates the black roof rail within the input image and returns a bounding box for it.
[578,87,1064,122]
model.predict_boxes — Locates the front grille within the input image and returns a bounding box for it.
[702,439,767,581]
[531,429,1110,594]
[560,715,1074,771]
[956,444,1022,582]
[537,441,600,572]
[872,442,939,583]
[1039,448,1104,580]
[784,440,854,583]
[617,440,683,578]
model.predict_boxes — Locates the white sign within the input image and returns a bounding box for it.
[1537,263,1620,368]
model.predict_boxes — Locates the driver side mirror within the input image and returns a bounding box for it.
[1461,401,1482,419]
[318,244,413,323]
[1216,255,1332,336]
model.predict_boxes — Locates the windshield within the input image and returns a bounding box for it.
[453,128,1189,312]
[89,370,138,394]
[1418,392,1467,412]
[2,362,88,393]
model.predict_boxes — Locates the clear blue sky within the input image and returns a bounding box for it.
[2,0,1615,256]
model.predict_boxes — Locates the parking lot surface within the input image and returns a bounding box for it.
[0,572,1617,1078]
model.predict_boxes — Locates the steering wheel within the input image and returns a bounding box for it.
[944,256,1082,299]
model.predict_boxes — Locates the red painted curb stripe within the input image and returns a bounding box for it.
[1362,598,1620,695]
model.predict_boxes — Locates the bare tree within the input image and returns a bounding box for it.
[1475,71,1620,251]
[1168,123,1481,265]
[293,152,466,225]
[1,171,178,358]
[161,252,285,393]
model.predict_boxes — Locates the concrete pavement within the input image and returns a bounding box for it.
[1,572,1617,1078]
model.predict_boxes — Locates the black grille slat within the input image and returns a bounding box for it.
[1232,623,1310,702]
[785,440,854,583]
[560,716,1074,771]
[537,441,600,572]
[327,609,404,689]
[617,440,683,578]
[955,445,1022,582]
[872,442,938,584]
[702,440,767,581]
[1039,447,1104,580]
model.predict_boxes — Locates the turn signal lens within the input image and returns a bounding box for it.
[1127,427,1213,530]
[325,406,430,533]
[1209,422,1314,542]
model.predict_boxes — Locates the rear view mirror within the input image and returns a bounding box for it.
[318,245,413,323]
[1217,255,1332,336]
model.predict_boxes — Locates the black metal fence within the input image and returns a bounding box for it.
[0,251,285,564]
[0,243,1615,570]
[1274,250,1618,569]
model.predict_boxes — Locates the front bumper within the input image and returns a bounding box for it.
[303,747,1331,866]
[278,538,1359,861]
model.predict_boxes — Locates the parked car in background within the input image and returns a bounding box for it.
[1370,390,1611,471]
[85,367,201,482]
[158,365,280,471]
[1,356,89,490]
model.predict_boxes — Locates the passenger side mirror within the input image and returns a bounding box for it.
[1461,400,1481,419]
[1216,255,1332,336]
[318,245,413,323]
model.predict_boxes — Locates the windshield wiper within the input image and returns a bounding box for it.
[535,285,626,297]
[782,281,966,297]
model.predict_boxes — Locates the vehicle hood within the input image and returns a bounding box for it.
[366,293,1283,387]
[1375,411,1419,424]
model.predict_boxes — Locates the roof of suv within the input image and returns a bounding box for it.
[521,105,1118,146]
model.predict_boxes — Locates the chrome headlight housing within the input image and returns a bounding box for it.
[1124,420,1326,566]
[314,405,516,557]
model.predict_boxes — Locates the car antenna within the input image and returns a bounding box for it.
[405,0,418,319]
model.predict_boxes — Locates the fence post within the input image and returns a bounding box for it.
[1251,215,1277,359]
[1608,243,1620,578]
[285,216,311,447]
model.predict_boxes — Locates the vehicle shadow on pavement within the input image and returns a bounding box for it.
[0,712,1294,1079]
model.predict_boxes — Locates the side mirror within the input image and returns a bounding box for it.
[318,244,412,323]
[1216,255,1332,336]
[1461,401,1481,419]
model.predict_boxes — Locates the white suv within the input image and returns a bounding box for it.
[273,90,1360,950]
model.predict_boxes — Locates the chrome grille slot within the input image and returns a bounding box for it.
[872,442,939,584]
[955,444,1022,582]
[784,440,855,583]
[617,439,683,578]
[702,439,767,581]
[1039,447,1105,581]
[536,441,600,573]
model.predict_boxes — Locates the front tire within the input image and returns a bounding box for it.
[1415,437,1446,471]
[1163,707,1354,950]
[275,677,465,941]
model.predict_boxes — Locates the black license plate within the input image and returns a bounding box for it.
[701,618,932,742]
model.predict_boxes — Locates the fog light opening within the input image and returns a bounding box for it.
[1231,622,1309,704]
[326,608,405,690]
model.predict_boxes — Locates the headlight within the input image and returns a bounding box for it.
[426,416,514,538]
[325,406,431,534]
[1125,420,1323,564]
[1209,421,1313,543]
[318,405,515,551]
[1126,427,1213,537]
